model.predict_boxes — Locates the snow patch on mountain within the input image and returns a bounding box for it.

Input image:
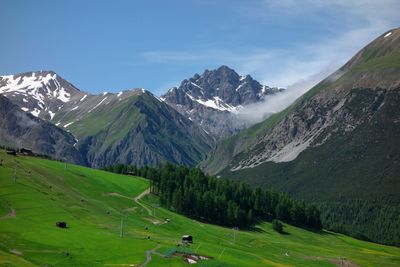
[235,82,246,92]
[190,82,204,90]
[88,97,107,113]
[384,32,392,38]
[0,73,71,103]
[186,93,240,112]
[80,94,87,101]
[31,108,40,117]
[64,121,74,127]
[48,110,55,120]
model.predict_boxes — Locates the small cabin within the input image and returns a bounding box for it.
[20,148,34,156]
[56,221,67,228]
[182,235,193,243]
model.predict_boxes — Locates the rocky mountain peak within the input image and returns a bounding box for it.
[0,71,83,120]
[162,65,284,138]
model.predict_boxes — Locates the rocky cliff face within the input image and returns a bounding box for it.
[202,28,400,175]
[0,71,83,121]
[199,28,400,246]
[0,94,85,164]
[162,65,283,137]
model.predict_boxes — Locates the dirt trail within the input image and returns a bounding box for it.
[139,243,161,267]
[330,258,360,267]
[106,192,132,199]
[134,188,152,216]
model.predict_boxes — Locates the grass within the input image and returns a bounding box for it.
[67,94,144,144]
[0,150,399,266]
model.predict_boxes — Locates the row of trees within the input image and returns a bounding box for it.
[104,163,322,229]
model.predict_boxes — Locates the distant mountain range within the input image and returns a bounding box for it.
[0,72,214,167]
[0,66,280,167]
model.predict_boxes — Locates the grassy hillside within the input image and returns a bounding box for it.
[58,91,213,168]
[0,151,399,266]
[218,87,400,246]
[201,28,400,176]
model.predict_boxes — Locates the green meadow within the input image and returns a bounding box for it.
[0,150,399,266]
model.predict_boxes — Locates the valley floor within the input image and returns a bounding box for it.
[0,150,399,266]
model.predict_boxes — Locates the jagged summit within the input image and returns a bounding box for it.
[0,71,83,120]
[162,65,284,137]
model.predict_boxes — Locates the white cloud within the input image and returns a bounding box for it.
[232,0,399,122]
[141,0,399,118]
[232,0,399,124]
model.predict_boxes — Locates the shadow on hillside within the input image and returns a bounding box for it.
[248,226,266,233]
[302,227,337,236]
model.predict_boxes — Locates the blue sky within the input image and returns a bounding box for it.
[1,0,399,96]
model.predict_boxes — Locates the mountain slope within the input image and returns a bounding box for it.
[69,90,213,168]
[0,94,85,165]
[162,65,283,137]
[0,71,83,121]
[201,28,400,245]
[0,71,143,125]
[203,28,400,175]
[0,72,213,168]
[1,150,399,266]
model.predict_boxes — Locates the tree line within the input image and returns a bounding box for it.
[104,163,322,230]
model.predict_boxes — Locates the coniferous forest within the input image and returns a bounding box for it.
[104,164,322,230]
[320,200,400,246]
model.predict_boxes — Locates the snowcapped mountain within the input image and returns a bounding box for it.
[0,71,82,120]
[0,71,213,168]
[162,65,284,137]
[0,71,146,127]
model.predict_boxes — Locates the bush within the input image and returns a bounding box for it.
[272,219,283,233]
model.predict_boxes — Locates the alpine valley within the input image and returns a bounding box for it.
[0,26,400,266]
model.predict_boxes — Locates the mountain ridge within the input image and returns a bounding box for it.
[162,65,284,137]
[202,27,400,174]
[0,94,86,164]
[0,72,214,168]
[200,27,400,245]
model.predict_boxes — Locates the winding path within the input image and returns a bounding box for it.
[134,188,165,266]
[139,243,161,267]
[134,188,152,215]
